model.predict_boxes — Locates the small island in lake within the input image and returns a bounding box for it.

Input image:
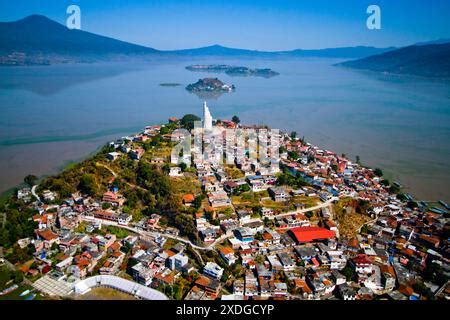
[186,64,280,78]
[186,78,235,99]
[159,83,181,87]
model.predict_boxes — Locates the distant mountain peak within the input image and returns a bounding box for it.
[0,14,159,61]
[22,14,52,21]
[9,14,61,26]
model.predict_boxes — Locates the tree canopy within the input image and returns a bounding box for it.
[79,173,98,196]
[374,168,383,177]
[180,114,201,130]
[24,174,38,187]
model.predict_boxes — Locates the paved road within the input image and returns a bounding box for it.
[31,185,41,202]
[80,216,217,251]
[267,199,334,220]
[142,226,233,251]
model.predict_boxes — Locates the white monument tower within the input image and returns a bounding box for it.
[203,101,213,131]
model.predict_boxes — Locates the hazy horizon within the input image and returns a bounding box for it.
[1,0,450,51]
[1,58,449,202]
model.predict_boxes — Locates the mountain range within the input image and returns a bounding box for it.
[166,44,395,58]
[0,15,393,63]
[1,14,449,79]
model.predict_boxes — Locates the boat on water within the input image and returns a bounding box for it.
[419,201,428,207]
[439,200,450,210]
[19,289,31,297]
[430,207,447,214]
[25,293,36,300]
[393,181,402,188]
[0,284,18,296]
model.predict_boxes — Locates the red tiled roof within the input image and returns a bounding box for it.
[262,232,273,241]
[36,229,59,241]
[110,242,122,252]
[294,279,312,294]
[195,276,211,287]
[353,254,372,265]
[165,250,176,257]
[183,194,195,203]
[220,247,234,255]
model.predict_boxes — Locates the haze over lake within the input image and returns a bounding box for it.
[0,58,449,201]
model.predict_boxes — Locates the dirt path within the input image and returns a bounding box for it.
[96,162,147,192]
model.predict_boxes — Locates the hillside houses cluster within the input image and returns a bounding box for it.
[10,113,449,301]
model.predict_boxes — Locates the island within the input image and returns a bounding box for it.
[186,78,235,99]
[186,64,280,78]
[159,83,181,87]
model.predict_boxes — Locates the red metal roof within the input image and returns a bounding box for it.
[290,227,335,243]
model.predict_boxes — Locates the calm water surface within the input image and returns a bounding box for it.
[0,58,449,201]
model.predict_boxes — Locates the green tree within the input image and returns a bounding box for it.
[180,114,201,131]
[374,168,383,177]
[0,228,10,246]
[288,151,299,160]
[79,174,98,196]
[341,266,356,281]
[305,211,314,219]
[150,134,163,146]
[390,184,400,194]
[24,174,38,187]
[179,162,187,172]
[407,201,418,209]
[193,195,203,210]
[102,202,112,210]
[174,214,198,242]
[12,271,24,284]
[159,126,170,135]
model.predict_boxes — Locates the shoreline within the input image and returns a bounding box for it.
[1,124,448,205]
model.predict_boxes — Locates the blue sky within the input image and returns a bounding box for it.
[1,0,450,50]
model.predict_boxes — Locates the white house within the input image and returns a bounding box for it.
[169,167,183,177]
[107,152,120,161]
[203,262,224,280]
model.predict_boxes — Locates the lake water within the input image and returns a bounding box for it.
[0,58,449,201]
